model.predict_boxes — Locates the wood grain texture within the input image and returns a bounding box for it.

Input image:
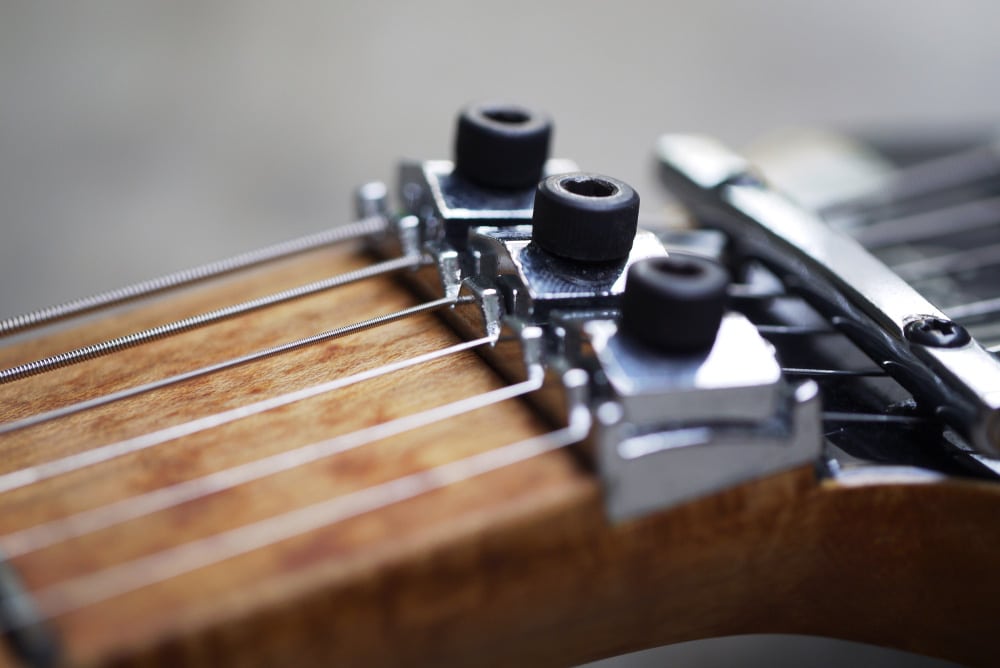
[1,242,998,667]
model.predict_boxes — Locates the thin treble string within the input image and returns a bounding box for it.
[942,295,1000,321]
[0,296,469,435]
[889,240,1000,282]
[0,254,429,385]
[0,375,543,558]
[820,143,1000,222]
[782,367,886,377]
[0,216,388,337]
[0,336,492,496]
[850,195,1000,250]
[16,423,583,627]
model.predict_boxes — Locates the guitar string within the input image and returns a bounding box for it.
[822,412,929,424]
[0,254,429,385]
[1,365,928,558]
[850,195,1000,250]
[4,421,582,629]
[941,295,1000,321]
[0,295,468,435]
[889,240,1000,282]
[754,324,835,335]
[843,187,1000,345]
[820,143,1000,221]
[0,335,493,496]
[0,374,542,559]
[0,305,964,625]
[0,216,388,337]
[782,367,886,377]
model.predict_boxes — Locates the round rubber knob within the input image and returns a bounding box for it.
[453,102,552,189]
[621,254,730,353]
[531,173,639,262]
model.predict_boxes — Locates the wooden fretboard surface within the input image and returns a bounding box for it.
[0,242,567,665]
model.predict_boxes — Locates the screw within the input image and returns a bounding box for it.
[903,317,971,348]
[621,254,730,354]
[453,102,552,189]
[531,172,640,263]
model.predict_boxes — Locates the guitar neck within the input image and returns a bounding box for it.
[0,240,997,667]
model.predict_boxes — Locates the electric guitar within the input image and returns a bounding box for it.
[1,104,998,667]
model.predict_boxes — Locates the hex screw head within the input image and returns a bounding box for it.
[531,173,640,263]
[453,102,552,189]
[903,317,971,348]
[621,254,730,353]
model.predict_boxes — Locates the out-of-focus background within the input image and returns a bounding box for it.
[1,1,995,665]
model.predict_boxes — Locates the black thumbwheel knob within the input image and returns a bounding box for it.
[621,254,730,353]
[531,173,640,262]
[453,102,553,189]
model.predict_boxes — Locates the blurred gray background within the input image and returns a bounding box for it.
[1,1,993,665]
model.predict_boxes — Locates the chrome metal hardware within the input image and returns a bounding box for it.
[590,315,782,425]
[468,225,668,323]
[657,134,1000,458]
[588,316,821,521]
[396,158,579,248]
[380,137,823,521]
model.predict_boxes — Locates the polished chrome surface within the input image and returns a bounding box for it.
[588,314,782,424]
[470,226,667,323]
[397,157,578,246]
[598,381,821,522]
[581,313,819,521]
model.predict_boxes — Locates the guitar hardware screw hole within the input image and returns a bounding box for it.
[651,257,703,277]
[621,254,730,353]
[560,176,618,198]
[531,172,639,262]
[483,109,531,125]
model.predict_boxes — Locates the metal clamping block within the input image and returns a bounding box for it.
[468,225,668,326]
[587,315,823,522]
[397,158,579,248]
